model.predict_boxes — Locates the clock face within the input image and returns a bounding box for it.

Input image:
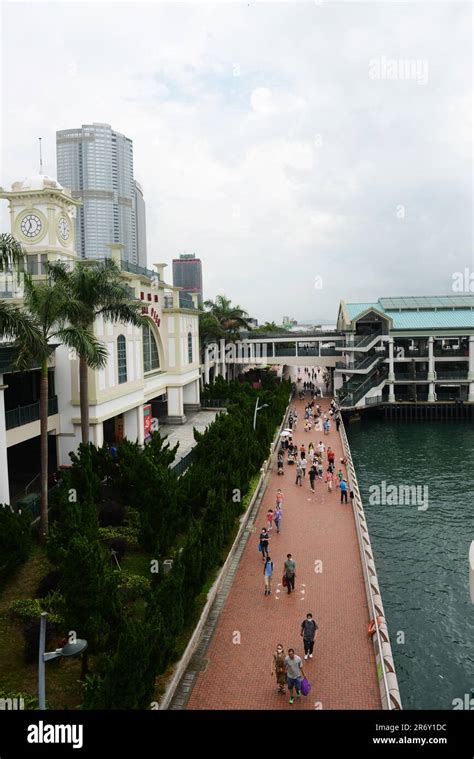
[20,213,42,239]
[58,216,70,241]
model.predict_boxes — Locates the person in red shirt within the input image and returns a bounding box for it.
[327,447,335,466]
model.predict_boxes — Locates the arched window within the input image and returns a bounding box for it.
[117,335,127,384]
[143,323,160,373]
[188,332,193,364]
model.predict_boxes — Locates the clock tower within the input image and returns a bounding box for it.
[0,173,81,273]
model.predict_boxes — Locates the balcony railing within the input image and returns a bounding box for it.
[120,259,158,281]
[365,395,384,406]
[436,370,469,380]
[5,396,58,430]
[394,372,429,381]
[434,348,468,357]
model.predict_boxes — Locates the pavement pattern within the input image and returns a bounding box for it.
[182,394,381,710]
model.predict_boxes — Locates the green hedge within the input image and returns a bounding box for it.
[45,375,290,708]
[0,505,33,588]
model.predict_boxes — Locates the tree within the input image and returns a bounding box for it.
[0,233,25,273]
[47,259,145,444]
[202,295,251,341]
[0,235,42,360]
[252,321,282,334]
[17,275,108,540]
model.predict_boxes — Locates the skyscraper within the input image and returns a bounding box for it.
[134,180,147,269]
[56,123,145,265]
[172,254,203,307]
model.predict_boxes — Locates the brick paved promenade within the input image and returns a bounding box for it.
[185,395,381,710]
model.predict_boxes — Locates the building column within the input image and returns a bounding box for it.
[124,405,145,445]
[93,422,104,448]
[184,379,201,414]
[0,381,10,506]
[468,337,474,402]
[427,337,436,401]
[388,337,395,402]
[219,338,227,379]
[427,336,436,381]
[166,386,186,424]
[204,347,210,385]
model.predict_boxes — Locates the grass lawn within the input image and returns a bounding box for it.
[0,545,84,709]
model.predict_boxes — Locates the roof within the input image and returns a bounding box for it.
[343,295,474,330]
[11,174,64,192]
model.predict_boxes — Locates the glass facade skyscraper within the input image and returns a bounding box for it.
[172,254,203,307]
[56,123,144,264]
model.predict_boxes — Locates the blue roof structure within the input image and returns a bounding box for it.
[344,295,474,330]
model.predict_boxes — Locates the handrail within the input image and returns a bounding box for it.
[25,472,41,495]
[338,418,402,710]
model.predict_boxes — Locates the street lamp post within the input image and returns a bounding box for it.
[38,612,88,709]
[253,398,269,431]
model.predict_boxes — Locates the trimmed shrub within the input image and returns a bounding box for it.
[35,570,62,598]
[0,505,32,586]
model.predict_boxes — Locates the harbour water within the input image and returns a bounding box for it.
[347,416,474,710]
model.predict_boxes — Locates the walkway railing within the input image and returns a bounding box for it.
[338,418,402,710]
[5,396,59,430]
[170,448,197,477]
[200,398,229,408]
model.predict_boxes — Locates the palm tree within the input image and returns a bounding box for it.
[17,274,108,539]
[203,295,251,340]
[0,233,25,274]
[199,310,224,347]
[252,321,282,334]
[46,259,146,444]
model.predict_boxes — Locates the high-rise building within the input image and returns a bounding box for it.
[134,180,147,269]
[172,254,203,306]
[56,123,145,265]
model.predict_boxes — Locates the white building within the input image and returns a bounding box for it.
[0,173,200,507]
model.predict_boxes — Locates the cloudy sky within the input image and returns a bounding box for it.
[1,1,472,323]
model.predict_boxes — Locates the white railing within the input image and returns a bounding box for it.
[338,418,402,710]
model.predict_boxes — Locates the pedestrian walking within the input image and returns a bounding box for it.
[336,416,341,432]
[295,461,303,487]
[309,465,317,492]
[267,508,274,530]
[327,447,335,468]
[259,527,270,559]
[274,504,282,533]
[285,648,306,704]
[300,456,307,478]
[300,612,319,659]
[276,488,284,509]
[326,469,333,492]
[339,478,348,503]
[284,553,296,594]
[277,453,284,475]
[264,555,273,595]
[271,644,287,694]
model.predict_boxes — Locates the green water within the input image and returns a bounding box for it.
[347,417,474,710]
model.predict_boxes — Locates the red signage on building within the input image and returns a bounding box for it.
[143,404,152,441]
[141,305,160,328]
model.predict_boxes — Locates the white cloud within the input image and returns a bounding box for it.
[0,1,472,323]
